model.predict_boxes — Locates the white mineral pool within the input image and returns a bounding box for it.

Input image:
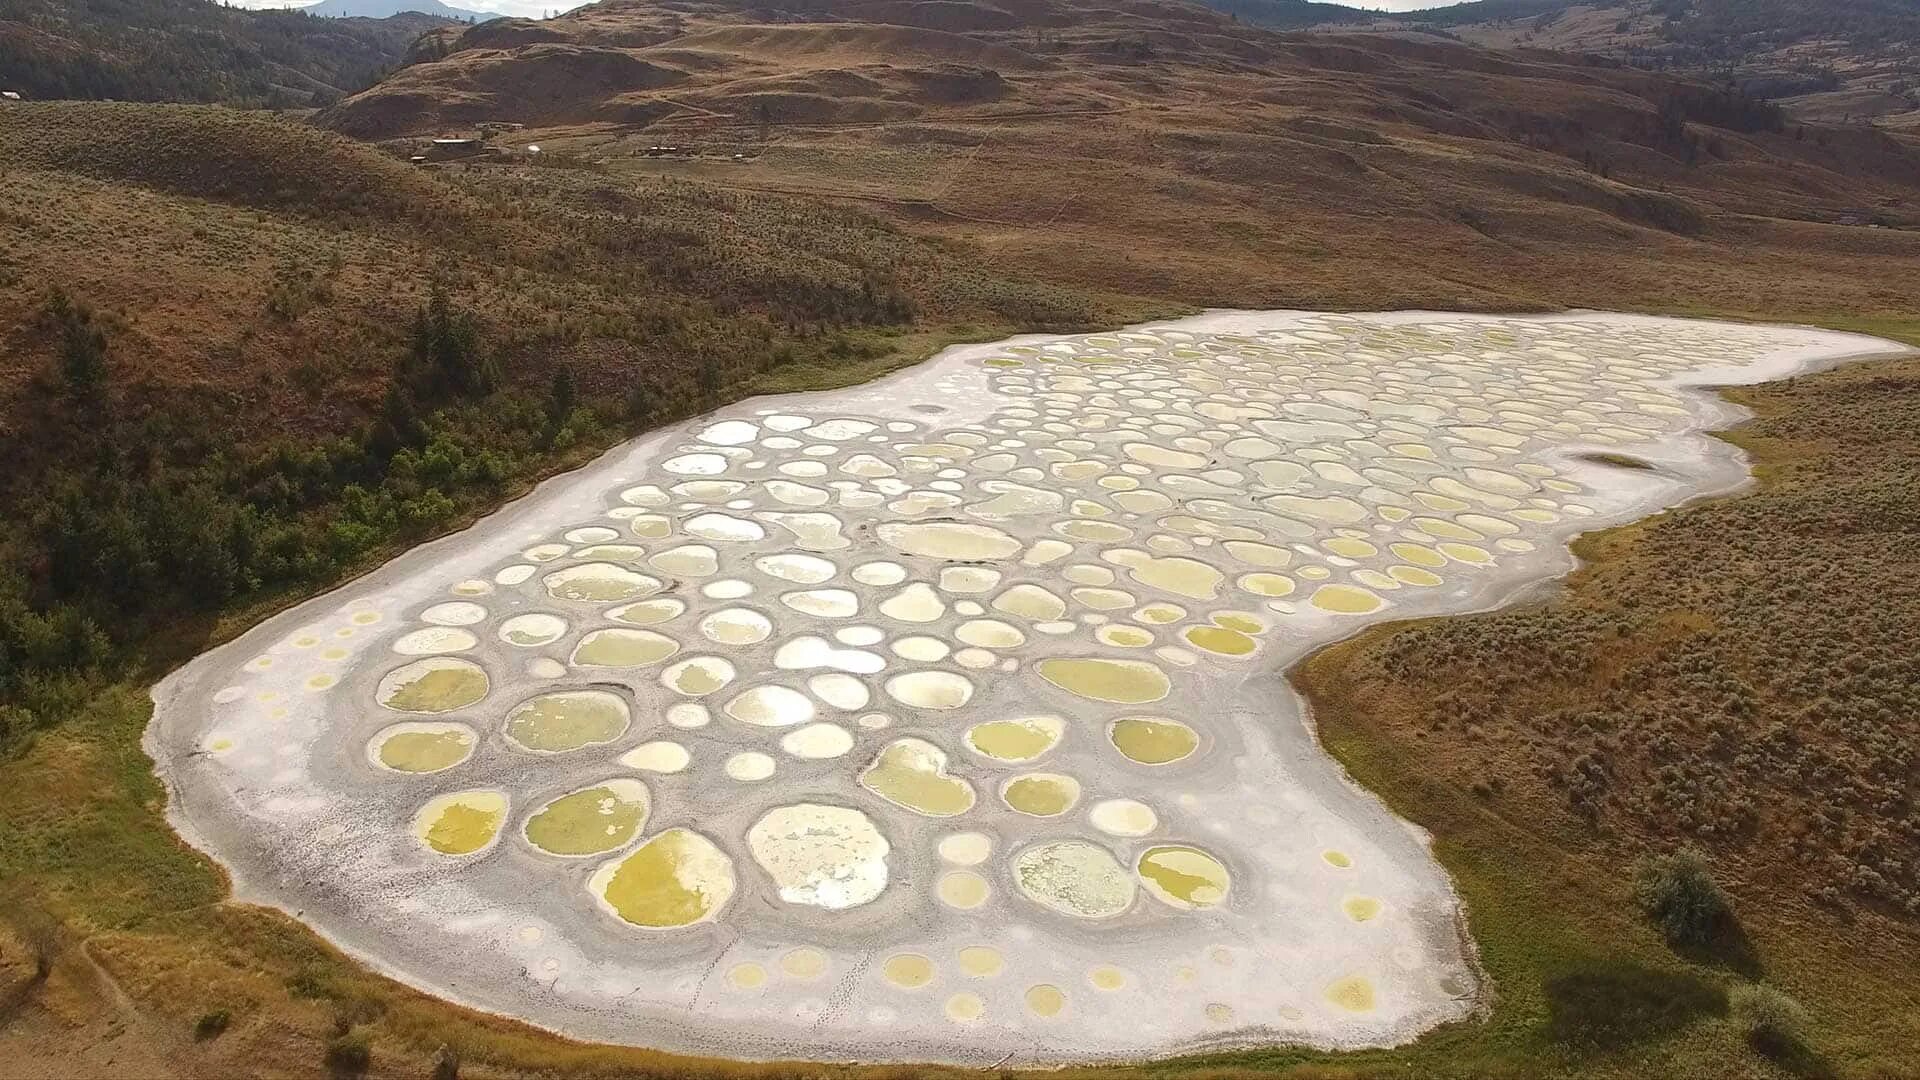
[149,311,1906,1064]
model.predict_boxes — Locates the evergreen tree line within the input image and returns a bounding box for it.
[0,0,424,107]
[0,289,588,747]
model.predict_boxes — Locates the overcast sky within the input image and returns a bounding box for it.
[228,0,1469,18]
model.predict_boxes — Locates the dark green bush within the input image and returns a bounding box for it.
[1730,983,1809,1056]
[48,289,108,404]
[323,1027,371,1078]
[193,1008,230,1040]
[431,1043,461,1080]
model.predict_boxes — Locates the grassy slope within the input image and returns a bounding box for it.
[0,103,1120,433]
[337,0,1920,327]
[1283,330,1920,1080]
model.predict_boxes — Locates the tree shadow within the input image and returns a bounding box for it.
[1545,959,1726,1051]
[1672,914,1765,980]
[1757,1036,1838,1080]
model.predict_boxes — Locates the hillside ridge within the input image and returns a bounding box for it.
[1368,0,1920,128]
[0,0,452,107]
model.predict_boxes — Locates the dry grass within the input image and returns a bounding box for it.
[0,102,1126,454]
[1290,343,1920,1078]
[323,0,1920,324]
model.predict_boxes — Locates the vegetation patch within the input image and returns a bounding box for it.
[1635,849,1735,948]
[0,0,437,108]
[1729,982,1810,1058]
[0,102,1128,758]
[1291,343,1920,1077]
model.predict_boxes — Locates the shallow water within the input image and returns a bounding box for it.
[1136,845,1232,909]
[1108,716,1198,765]
[504,690,630,753]
[1001,772,1081,816]
[965,715,1064,763]
[1037,657,1171,704]
[590,827,735,928]
[524,779,650,856]
[376,657,488,713]
[368,722,476,773]
[413,790,507,855]
[152,311,1904,1065]
[861,737,977,816]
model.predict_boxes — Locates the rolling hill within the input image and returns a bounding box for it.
[1183,0,1372,28]
[1389,0,1920,128]
[0,0,451,107]
[316,0,1920,312]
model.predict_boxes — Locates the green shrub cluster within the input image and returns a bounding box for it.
[1634,849,1733,946]
[324,1026,372,1078]
[1729,982,1810,1056]
[0,290,597,750]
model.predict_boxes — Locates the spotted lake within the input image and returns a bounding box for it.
[147,310,1903,1064]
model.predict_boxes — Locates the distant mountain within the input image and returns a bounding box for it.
[1397,0,1570,28]
[1190,0,1373,29]
[1190,0,1920,127]
[0,0,452,107]
[302,0,495,23]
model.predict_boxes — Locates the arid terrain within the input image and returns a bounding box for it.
[320,0,1920,312]
[1383,0,1920,129]
[1,0,1918,1076]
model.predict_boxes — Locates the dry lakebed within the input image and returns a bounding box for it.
[146,310,1908,1065]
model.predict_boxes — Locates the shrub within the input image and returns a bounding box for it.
[193,1008,230,1040]
[323,1026,371,1078]
[1634,848,1732,946]
[1730,983,1809,1056]
[47,290,108,404]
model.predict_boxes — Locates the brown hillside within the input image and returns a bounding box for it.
[322,43,689,136]
[1385,0,1920,131]
[0,102,459,220]
[0,100,1112,454]
[313,0,1920,321]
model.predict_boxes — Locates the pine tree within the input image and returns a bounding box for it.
[407,288,495,403]
[48,290,108,405]
[548,365,577,424]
